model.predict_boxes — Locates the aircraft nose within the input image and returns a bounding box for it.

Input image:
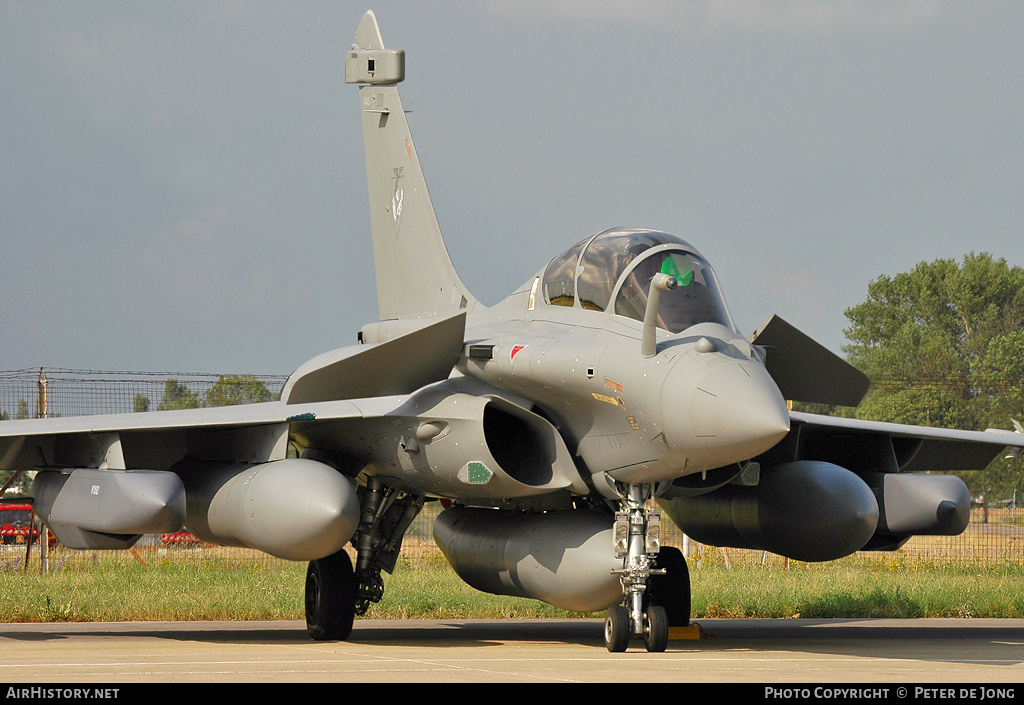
[688,360,791,468]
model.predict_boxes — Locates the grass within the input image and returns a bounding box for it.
[2,543,1023,624]
[691,560,1024,619]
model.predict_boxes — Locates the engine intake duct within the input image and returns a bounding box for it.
[481,404,553,485]
[433,506,622,612]
[660,460,879,562]
[381,389,586,499]
[32,468,185,550]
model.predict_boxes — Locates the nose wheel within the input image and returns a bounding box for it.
[604,603,669,653]
[644,604,669,652]
[604,604,630,652]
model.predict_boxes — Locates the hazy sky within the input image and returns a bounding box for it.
[2,1,1022,375]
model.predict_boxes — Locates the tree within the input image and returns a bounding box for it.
[843,252,1024,498]
[0,469,32,497]
[157,380,202,411]
[133,394,150,413]
[204,375,275,407]
[156,375,276,411]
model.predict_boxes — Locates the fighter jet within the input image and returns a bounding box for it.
[2,11,1022,653]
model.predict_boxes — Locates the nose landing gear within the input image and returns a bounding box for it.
[605,483,689,652]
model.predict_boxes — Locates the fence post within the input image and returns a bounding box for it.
[36,367,47,419]
[38,514,48,574]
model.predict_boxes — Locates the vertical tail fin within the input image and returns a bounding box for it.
[346,11,479,321]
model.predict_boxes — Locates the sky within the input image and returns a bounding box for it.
[2,1,1022,376]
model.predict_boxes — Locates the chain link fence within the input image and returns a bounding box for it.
[0,367,287,419]
[1,368,1021,572]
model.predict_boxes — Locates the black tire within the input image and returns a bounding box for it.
[647,546,691,627]
[644,605,669,652]
[305,550,357,641]
[604,605,630,653]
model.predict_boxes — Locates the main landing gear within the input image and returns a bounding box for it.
[604,483,691,652]
[305,477,425,641]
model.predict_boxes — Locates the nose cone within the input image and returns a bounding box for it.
[688,360,791,468]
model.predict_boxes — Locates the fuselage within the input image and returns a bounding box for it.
[455,228,790,490]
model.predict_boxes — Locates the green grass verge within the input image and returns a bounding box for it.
[691,561,1024,619]
[2,547,1023,624]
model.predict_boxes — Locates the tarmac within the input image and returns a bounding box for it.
[1,618,1022,685]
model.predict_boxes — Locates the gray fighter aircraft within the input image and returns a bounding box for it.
[2,11,1022,653]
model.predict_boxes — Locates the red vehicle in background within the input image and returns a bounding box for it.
[160,530,205,547]
[0,503,56,546]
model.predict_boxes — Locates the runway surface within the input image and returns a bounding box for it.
[1,618,1022,684]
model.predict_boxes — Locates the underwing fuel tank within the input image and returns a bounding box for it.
[861,471,971,550]
[432,506,623,612]
[32,468,185,550]
[172,458,360,561]
[660,460,880,562]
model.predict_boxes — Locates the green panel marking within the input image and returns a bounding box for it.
[466,462,493,484]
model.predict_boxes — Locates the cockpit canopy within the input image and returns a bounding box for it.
[542,228,736,334]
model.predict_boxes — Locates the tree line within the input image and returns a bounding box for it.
[838,252,1024,501]
[144,374,276,411]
